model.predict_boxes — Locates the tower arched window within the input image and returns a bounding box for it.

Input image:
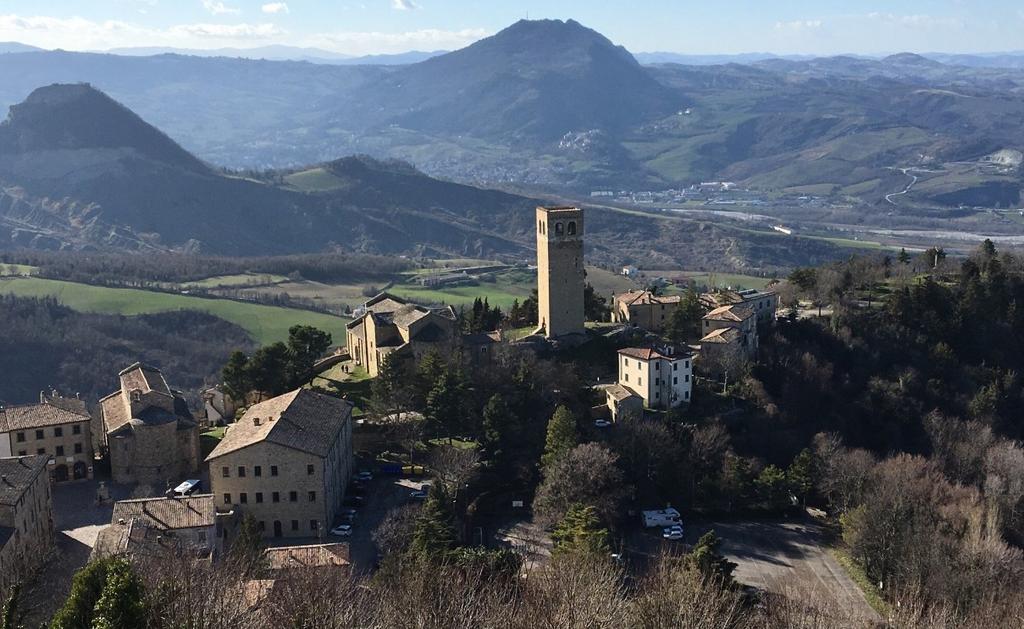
[539,220,545,235]
[555,222,564,236]
[567,221,577,235]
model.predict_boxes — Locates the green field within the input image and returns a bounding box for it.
[0,277,351,346]
[181,273,289,289]
[389,269,536,309]
[0,264,38,277]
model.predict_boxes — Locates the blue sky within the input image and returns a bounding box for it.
[1,1,1022,55]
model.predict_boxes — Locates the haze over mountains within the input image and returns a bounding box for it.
[0,18,1019,207]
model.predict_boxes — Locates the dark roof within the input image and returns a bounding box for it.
[119,363,171,396]
[411,322,447,343]
[0,401,89,432]
[207,389,352,460]
[618,346,691,361]
[461,332,499,346]
[0,527,13,549]
[0,456,49,506]
[111,495,216,530]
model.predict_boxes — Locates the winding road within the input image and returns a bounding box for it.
[885,168,919,205]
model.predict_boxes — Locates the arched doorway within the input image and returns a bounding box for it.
[53,465,68,482]
[73,461,87,480]
[273,521,282,538]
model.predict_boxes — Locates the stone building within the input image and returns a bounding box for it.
[99,363,200,486]
[93,494,221,560]
[346,293,458,377]
[207,389,353,540]
[536,206,585,339]
[0,455,54,590]
[701,305,758,357]
[697,327,748,377]
[263,542,350,580]
[611,290,683,332]
[604,383,644,422]
[615,346,693,410]
[700,288,778,329]
[0,393,93,481]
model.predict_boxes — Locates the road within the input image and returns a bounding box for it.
[885,168,919,205]
[687,520,879,624]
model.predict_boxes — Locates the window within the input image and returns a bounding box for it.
[638,377,642,386]
[223,493,231,505]
[239,493,248,504]
[15,432,24,443]
[655,378,660,386]
[55,446,64,456]
[255,492,263,504]
[567,221,577,235]
[307,464,314,476]
[685,360,690,369]
[270,466,279,477]
[308,491,316,502]
[272,492,280,503]
[538,219,543,234]
[35,430,43,440]
[291,520,299,531]
[624,373,629,382]
[238,466,246,478]
[624,359,629,367]
[310,520,319,532]
[673,377,678,385]
[54,427,63,437]
[289,491,298,503]
[257,521,265,532]
[74,443,83,454]
[222,467,230,478]
[655,363,660,371]
[685,391,690,400]
[72,425,81,435]
[673,363,678,371]
[685,374,690,383]
[36,448,45,455]
[254,465,262,477]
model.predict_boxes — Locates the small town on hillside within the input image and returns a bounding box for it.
[0,205,788,621]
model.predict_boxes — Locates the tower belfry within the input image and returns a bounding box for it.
[535,206,585,339]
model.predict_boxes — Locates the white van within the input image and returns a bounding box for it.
[641,508,681,528]
[173,479,201,496]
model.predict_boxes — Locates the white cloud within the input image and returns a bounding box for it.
[308,27,487,54]
[201,0,240,16]
[391,0,419,11]
[866,13,962,29]
[774,20,823,31]
[261,3,289,14]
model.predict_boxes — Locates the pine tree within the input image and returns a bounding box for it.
[284,325,332,388]
[50,558,114,629]
[756,464,790,511]
[221,350,252,403]
[541,406,578,470]
[425,367,466,439]
[552,503,610,557]
[371,353,412,418]
[91,559,147,629]
[415,350,446,404]
[481,394,514,459]
[409,485,456,560]
[786,448,815,507]
[687,531,737,586]
[898,247,911,265]
[666,290,704,343]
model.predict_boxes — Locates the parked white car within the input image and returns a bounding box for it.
[594,419,612,428]
[662,525,684,541]
[330,524,353,537]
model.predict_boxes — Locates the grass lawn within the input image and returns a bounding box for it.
[200,427,226,460]
[389,268,535,309]
[181,273,289,289]
[0,277,351,346]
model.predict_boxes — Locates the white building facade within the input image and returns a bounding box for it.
[617,346,693,410]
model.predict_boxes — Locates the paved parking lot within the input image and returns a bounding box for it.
[686,520,879,624]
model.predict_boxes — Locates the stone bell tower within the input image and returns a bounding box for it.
[536,206,585,339]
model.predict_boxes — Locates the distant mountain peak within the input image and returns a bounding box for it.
[0,83,207,172]
[883,52,944,67]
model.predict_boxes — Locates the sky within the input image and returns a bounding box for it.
[1,1,1023,56]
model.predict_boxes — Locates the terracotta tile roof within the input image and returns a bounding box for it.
[0,455,48,506]
[264,543,350,570]
[615,290,683,307]
[617,346,690,361]
[206,389,352,460]
[0,402,89,432]
[111,495,216,530]
[118,363,171,397]
[700,327,742,344]
[606,384,640,402]
[703,304,755,323]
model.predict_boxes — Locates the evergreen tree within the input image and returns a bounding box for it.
[665,290,704,343]
[370,353,413,419]
[414,350,446,404]
[687,531,737,586]
[584,283,610,322]
[481,394,515,459]
[284,325,332,388]
[91,559,147,629]
[552,503,610,557]
[898,248,911,265]
[229,514,267,573]
[221,350,252,404]
[756,464,790,511]
[50,558,114,629]
[541,406,578,470]
[425,367,466,439]
[786,448,815,507]
[409,485,456,560]
[247,342,291,399]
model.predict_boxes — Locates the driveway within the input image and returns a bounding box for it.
[687,520,879,624]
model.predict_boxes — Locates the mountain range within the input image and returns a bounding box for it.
[0,19,1018,206]
[0,82,848,271]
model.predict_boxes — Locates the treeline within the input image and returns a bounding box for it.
[0,251,413,285]
[0,295,254,405]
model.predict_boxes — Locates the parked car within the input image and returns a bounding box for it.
[409,490,429,500]
[172,479,201,497]
[330,524,353,537]
[662,525,684,541]
[594,419,612,428]
[354,471,373,482]
[339,508,358,517]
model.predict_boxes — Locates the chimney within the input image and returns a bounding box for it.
[253,417,261,426]
[40,391,46,403]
